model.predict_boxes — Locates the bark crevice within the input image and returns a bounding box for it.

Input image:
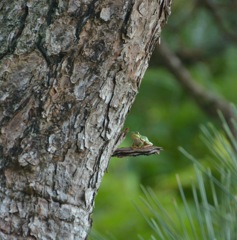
[0,0,172,239]
[75,0,98,39]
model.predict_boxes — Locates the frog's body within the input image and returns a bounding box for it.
[130,132,153,148]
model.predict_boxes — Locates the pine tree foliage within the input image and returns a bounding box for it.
[139,106,237,240]
[89,107,237,240]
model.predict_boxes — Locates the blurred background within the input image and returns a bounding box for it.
[90,0,237,239]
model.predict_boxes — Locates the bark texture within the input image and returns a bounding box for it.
[0,0,171,239]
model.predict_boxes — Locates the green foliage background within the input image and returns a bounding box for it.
[90,1,237,239]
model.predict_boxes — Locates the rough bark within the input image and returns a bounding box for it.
[0,0,172,239]
[112,146,162,158]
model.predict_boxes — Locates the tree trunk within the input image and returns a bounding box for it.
[0,0,172,239]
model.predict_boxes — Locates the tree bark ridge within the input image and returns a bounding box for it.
[0,0,172,239]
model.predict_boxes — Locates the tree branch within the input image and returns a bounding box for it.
[157,42,237,138]
[112,146,162,158]
[199,0,237,42]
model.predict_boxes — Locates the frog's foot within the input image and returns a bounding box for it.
[142,144,153,148]
[132,146,142,149]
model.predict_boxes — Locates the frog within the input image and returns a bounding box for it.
[130,132,153,148]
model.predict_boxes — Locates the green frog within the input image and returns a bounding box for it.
[130,132,153,148]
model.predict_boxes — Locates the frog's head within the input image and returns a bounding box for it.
[130,132,141,139]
